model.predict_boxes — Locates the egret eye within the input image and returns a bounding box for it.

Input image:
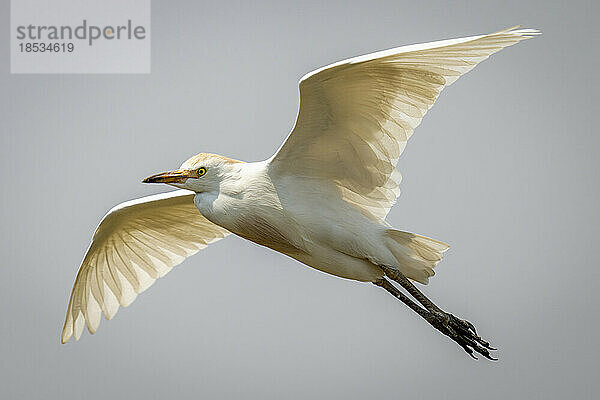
[196,167,207,177]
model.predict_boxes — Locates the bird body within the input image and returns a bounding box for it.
[61,27,540,358]
[193,158,386,281]
[188,155,441,282]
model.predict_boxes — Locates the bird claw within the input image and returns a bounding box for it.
[432,311,497,360]
[373,277,497,360]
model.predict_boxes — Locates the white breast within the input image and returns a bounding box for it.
[193,162,306,255]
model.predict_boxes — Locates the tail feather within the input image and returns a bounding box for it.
[384,229,449,284]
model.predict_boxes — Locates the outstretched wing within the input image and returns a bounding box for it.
[61,189,230,343]
[269,26,540,222]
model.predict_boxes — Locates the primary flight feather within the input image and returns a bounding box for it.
[62,27,540,359]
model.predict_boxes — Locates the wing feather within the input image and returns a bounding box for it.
[270,27,540,221]
[61,189,230,343]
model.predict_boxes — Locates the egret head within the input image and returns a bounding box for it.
[142,153,243,192]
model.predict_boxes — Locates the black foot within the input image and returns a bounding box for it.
[373,277,497,360]
[430,311,497,360]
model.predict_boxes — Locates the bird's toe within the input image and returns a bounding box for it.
[433,311,497,360]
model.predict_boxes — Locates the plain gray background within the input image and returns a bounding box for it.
[1,0,598,399]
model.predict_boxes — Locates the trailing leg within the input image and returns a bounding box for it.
[374,276,497,360]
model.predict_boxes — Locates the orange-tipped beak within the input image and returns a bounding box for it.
[142,169,195,184]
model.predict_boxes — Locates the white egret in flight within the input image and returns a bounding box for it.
[62,26,540,359]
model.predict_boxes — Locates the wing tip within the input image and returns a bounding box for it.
[61,312,73,344]
[86,325,98,335]
[61,323,75,344]
[498,25,542,38]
